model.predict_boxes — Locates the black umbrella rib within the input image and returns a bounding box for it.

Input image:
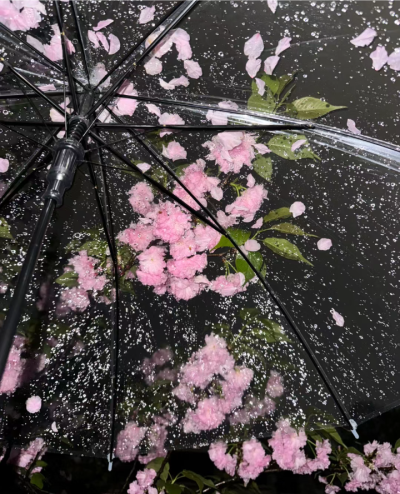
[0,90,74,99]
[0,60,66,118]
[86,156,120,462]
[69,0,91,87]
[0,22,85,90]
[87,130,224,235]
[86,1,198,120]
[95,124,313,131]
[0,129,59,210]
[91,1,192,93]
[54,1,80,113]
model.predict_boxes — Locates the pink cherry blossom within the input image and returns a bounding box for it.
[350,27,377,47]
[266,370,284,397]
[264,55,280,75]
[252,217,263,229]
[0,0,44,32]
[226,184,267,222]
[347,119,361,135]
[246,57,261,78]
[167,253,207,279]
[348,454,372,483]
[145,57,163,75]
[117,223,154,252]
[93,19,113,31]
[210,273,246,297]
[139,5,155,24]
[244,239,261,252]
[170,231,197,259]
[183,397,226,433]
[238,439,271,485]
[291,139,307,152]
[115,81,138,116]
[137,246,166,275]
[136,468,157,488]
[26,395,41,413]
[268,0,278,14]
[184,59,202,79]
[388,50,400,71]
[370,46,388,71]
[128,182,154,215]
[167,276,202,300]
[60,287,90,312]
[108,33,120,55]
[195,225,221,251]
[317,238,332,251]
[115,422,146,462]
[269,419,308,471]
[209,442,237,476]
[152,202,191,243]
[0,158,9,173]
[244,33,264,59]
[331,309,344,327]
[172,28,192,60]
[255,77,265,96]
[8,438,46,470]
[69,250,107,291]
[247,174,256,187]
[216,211,238,228]
[173,383,196,403]
[289,201,305,218]
[158,112,185,126]
[276,37,291,55]
[162,141,187,161]
[127,481,143,494]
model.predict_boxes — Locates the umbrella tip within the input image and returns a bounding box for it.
[107,454,114,472]
[349,419,359,439]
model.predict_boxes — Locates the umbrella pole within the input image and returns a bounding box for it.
[0,117,87,381]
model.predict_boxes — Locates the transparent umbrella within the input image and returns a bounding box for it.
[0,0,399,468]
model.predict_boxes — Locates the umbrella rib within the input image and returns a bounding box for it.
[102,110,354,426]
[95,124,313,131]
[86,157,121,461]
[0,22,86,90]
[54,0,80,113]
[0,129,59,210]
[69,0,91,87]
[87,130,224,234]
[0,60,67,118]
[91,1,191,93]
[86,1,199,120]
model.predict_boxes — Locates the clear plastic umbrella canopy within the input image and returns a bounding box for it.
[0,0,399,463]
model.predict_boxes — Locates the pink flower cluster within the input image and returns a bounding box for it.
[269,419,331,474]
[8,438,46,470]
[342,441,400,494]
[142,348,176,385]
[117,180,251,301]
[209,438,270,485]
[203,131,269,174]
[128,468,158,494]
[0,0,45,32]
[115,422,147,463]
[226,184,267,223]
[0,336,25,395]
[173,334,253,433]
[27,24,75,62]
[138,415,173,465]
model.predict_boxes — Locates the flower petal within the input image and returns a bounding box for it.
[184,59,202,79]
[350,27,377,47]
[388,49,400,71]
[145,57,163,75]
[264,55,280,75]
[347,119,361,135]
[93,19,114,31]
[317,238,332,251]
[244,239,261,252]
[244,33,264,59]
[275,37,291,56]
[289,201,305,218]
[267,0,278,13]
[139,5,155,24]
[88,29,100,48]
[255,77,265,96]
[291,139,307,152]
[246,58,261,78]
[96,31,109,52]
[370,45,388,71]
[108,33,120,55]
[330,309,344,327]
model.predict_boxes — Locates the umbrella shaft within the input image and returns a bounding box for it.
[0,198,55,381]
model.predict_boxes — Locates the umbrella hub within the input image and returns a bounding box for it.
[43,116,88,207]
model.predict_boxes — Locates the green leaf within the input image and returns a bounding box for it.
[247,92,275,113]
[157,480,166,490]
[213,228,251,250]
[160,463,170,482]
[80,240,108,258]
[394,439,400,451]
[277,73,295,96]
[347,447,362,455]
[30,472,45,489]
[287,97,346,120]
[316,424,347,448]
[119,278,135,295]
[0,217,12,239]
[260,74,280,95]
[252,155,273,181]
[34,460,48,468]
[264,207,292,223]
[182,470,208,493]
[235,252,263,283]
[55,270,79,288]
[174,164,190,177]
[165,482,183,494]
[268,134,319,161]
[267,223,317,237]
[263,237,313,265]
[240,307,262,320]
[338,473,349,486]
[256,318,291,343]
[146,457,165,473]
